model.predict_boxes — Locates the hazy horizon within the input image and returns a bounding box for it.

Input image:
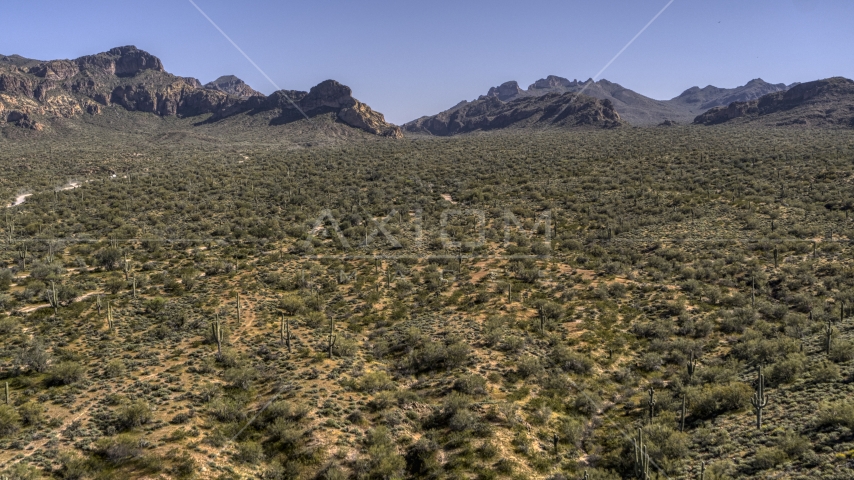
[4,0,852,124]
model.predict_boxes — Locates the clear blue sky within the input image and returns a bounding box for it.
[3,0,852,124]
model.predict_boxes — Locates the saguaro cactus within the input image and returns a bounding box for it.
[647,387,656,424]
[687,351,697,381]
[699,461,705,480]
[107,302,114,331]
[123,253,131,281]
[212,315,223,355]
[280,313,285,346]
[4,381,9,405]
[236,293,242,326]
[49,281,59,316]
[825,320,834,355]
[328,318,337,358]
[634,427,651,480]
[751,365,769,429]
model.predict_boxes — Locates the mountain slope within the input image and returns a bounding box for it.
[668,78,788,112]
[694,77,854,127]
[0,46,401,138]
[404,91,621,135]
[412,75,794,127]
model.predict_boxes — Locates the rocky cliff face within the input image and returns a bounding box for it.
[405,92,621,135]
[0,46,401,137]
[204,75,264,98]
[694,77,854,126]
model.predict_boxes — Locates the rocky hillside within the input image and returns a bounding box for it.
[416,75,794,127]
[0,46,401,138]
[404,91,621,135]
[694,77,854,127]
[669,78,790,112]
[204,75,264,98]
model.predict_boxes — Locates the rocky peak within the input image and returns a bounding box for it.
[76,45,164,77]
[529,75,578,90]
[485,81,524,101]
[204,75,263,98]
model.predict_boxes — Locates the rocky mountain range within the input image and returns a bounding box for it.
[0,46,401,137]
[2,46,853,139]
[408,75,795,129]
[403,92,622,135]
[693,77,854,127]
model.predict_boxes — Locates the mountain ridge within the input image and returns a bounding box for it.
[0,46,401,138]
[404,91,622,135]
[415,75,794,126]
[694,77,854,127]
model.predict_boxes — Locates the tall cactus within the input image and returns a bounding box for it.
[236,293,242,326]
[647,387,656,424]
[751,364,769,429]
[634,427,651,480]
[825,320,834,355]
[49,281,59,316]
[328,318,337,358]
[212,315,223,355]
[107,301,114,331]
[687,351,697,382]
[699,461,705,480]
[280,313,285,347]
[4,381,9,405]
[123,253,131,281]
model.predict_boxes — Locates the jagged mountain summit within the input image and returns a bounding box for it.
[694,77,854,127]
[0,46,401,138]
[204,75,264,99]
[412,75,795,127]
[404,91,622,136]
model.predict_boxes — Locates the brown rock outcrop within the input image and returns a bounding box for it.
[0,47,401,137]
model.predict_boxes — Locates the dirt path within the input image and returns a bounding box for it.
[4,181,86,209]
[16,291,103,314]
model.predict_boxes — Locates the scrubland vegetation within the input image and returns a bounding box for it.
[1,123,854,479]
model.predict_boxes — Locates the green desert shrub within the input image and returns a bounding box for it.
[46,361,85,386]
[828,338,854,362]
[115,400,153,431]
[816,400,854,429]
[0,404,21,436]
[687,383,752,419]
[753,446,787,470]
